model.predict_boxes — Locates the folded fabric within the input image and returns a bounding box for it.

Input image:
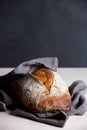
[0,57,87,127]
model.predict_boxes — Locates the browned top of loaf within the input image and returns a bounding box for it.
[31,69,54,91]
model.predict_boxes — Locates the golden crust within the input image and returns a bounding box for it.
[10,68,72,113]
[31,69,54,91]
[38,93,71,112]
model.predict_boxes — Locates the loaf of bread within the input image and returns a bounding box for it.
[11,68,71,113]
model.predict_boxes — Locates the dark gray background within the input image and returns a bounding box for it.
[0,0,87,67]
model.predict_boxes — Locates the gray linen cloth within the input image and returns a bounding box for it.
[0,57,87,127]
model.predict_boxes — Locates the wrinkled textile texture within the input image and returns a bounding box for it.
[0,57,87,128]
